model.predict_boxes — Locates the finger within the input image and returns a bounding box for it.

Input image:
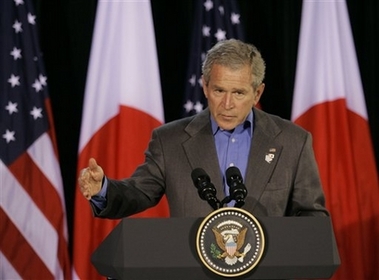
[83,190,92,200]
[78,179,88,192]
[78,168,89,184]
[79,168,87,178]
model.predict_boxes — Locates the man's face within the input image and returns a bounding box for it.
[202,64,264,130]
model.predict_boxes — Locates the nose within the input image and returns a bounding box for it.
[223,92,234,109]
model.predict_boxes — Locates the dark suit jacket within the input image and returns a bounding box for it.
[92,108,328,218]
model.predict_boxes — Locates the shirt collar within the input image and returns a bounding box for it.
[210,110,253,137]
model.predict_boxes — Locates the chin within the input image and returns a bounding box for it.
[219,123,237,131]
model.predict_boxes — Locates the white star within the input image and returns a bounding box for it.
[14,0,24,5]
[30,106,43,120]
[183,100,194,112]
[198,77,203,87]
[214,28,227,41]
[204,0,213,11]
[189,74,196,87]
[201,52,206,62]
[231,13,240,25]
[5,101,18,115]
[202,25,211,37]
[218,6,224,16]
[194,101,204,113]
[8,74,20,87]
[28,13,36,25]
[10,47,22,60]
[12,20,22,33]
[39,74,47,86]
[3,129,16,143]
[32,79,43,92]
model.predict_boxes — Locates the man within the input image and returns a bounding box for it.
[78,39,328,218]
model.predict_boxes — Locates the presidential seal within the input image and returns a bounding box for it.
[196,207,265,278]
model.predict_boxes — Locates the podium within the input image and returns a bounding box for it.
[91,216,340,279]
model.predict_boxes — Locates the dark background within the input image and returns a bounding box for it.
[33,0,379,256]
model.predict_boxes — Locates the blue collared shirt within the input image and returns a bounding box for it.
[211,111,253,205]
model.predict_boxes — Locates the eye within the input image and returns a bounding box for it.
[233,91,246,99]
[213,89,224,96]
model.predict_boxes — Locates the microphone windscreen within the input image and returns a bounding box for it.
[191,168,208,183]
[226,166,242,185]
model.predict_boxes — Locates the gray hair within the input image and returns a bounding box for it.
[202,39,266,90]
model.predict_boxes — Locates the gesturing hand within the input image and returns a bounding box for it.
[78,158,104,200]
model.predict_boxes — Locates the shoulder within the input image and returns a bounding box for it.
[155,109,210,135]
[254,108,311,139]
[155,115,195,133]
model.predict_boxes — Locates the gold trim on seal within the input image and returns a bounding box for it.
[196,207,265,278]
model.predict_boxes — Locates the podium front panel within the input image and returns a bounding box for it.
[91,216,340,279]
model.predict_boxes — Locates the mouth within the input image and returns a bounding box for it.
[220,114,234,120]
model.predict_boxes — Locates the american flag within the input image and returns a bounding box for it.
[182,0,245,117]
[0,0,71,279]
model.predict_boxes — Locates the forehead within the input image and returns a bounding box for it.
[209,64,253,88]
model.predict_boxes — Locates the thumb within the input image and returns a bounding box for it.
[88,158,98,171]
[88,157,103,182]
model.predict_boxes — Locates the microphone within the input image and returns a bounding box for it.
[225,166,247,208]
[191,168,220,210]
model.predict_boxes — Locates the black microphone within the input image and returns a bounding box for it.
[191,168,220,210]
[226,166,247,208]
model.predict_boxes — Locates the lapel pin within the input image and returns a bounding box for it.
[265,153,275,163]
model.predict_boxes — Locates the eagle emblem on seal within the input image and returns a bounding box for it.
[212,225,252,265]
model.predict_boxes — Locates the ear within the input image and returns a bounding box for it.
[202,76,209,99]
[254,83,265,105]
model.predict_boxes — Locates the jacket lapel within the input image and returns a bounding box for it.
[182,109,224,196]
[244,109,283,208]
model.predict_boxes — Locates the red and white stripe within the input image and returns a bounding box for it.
[1,106,71,279]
